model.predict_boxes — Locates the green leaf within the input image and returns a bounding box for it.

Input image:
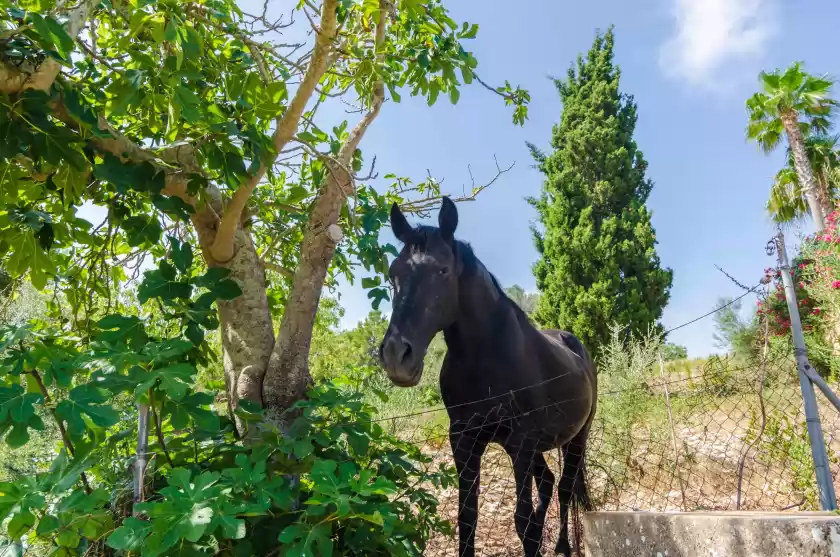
[170,239,194,274]
[107,517,152,551]
[41,448,98,493]
[309,523,334,557]
[60,87,108,139]
[36,514,60,535]
[164,18,179,42]
[461,22,479,39]
[192,267,231,288]
[123,215,162,247]
[153,195,194,221]
[361,276,381,289]
[138,268,193,304]
[94,154,164,195]
[297,131,321,144]
[97,314,148,350]
[6,424,30,448]
[56,527,81,548]
[8,509,35,539]
[211,279,242,300]
[140,363,195,401]
[346,429,371,456]
[126,469,219,554]
[44,15,75,59]
[108,69,146,116]
[0,384,42,425]
[278,523,307,544]
[55,384,119,438]
[163,392,219,431]
[216,515,246,539]
[428,81,440,106]
[183,27,204,59]
[174,84,202,124]
[449,86,460,105]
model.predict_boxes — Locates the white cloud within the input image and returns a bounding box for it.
[660,0,776,85]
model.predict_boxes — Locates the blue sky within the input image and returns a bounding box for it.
[324,0,840,357]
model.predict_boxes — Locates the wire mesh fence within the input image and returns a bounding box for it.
[365,344,839,556]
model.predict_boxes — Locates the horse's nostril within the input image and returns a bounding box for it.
[399,338,413,365]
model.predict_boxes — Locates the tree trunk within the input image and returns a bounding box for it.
[262,169,350,424]
[781,110,826,231]
[815,169,833,217]
[193,208,274,432]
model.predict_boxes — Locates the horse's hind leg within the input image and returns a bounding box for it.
[532,452,555,527]
[507,443,544,557]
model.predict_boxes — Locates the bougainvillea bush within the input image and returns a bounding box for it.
[758,209,840,377]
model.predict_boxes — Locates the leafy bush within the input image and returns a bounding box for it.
[0,246,453,556]
[759,208,840,377]
[660,343,688,362]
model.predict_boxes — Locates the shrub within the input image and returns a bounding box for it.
[757,209,840,377]
[0,320,454,557]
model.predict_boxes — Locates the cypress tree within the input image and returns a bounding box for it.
[530,28,673,355]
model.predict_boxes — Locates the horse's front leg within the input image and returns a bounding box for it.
[532,452,555,529]
[450,428,486,557]
[507,443,543,557]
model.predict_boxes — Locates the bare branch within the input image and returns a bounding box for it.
[473,72,516,102]
[401,157,515,216]
[358,155,378,181]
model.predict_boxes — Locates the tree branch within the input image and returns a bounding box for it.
[401,157,515,215]
[150,399,174,469]
[210,0,340,263]
[29,368,92,494]
[473,72,516,102]
[4,0,98,94]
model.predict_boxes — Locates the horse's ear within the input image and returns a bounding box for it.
[390,202,412,243]
[438,196,458,241]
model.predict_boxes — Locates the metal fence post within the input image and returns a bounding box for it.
[775,230,837,510]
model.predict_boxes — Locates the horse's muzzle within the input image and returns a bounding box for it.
[380,334,423,386]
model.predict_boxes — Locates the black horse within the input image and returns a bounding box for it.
[379,198,598,557]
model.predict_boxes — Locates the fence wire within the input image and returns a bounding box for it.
[360,344,838,557]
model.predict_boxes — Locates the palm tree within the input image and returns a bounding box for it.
[747,62,837,231]
[767,134,840,225]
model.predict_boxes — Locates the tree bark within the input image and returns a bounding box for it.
[261,2,387,424]
[210,0,340,264]
[262,171,350,421]
[781,110,826,231]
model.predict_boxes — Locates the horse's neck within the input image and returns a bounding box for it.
[443,260,517,357]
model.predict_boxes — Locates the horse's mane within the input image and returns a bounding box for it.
[408,225,531,323]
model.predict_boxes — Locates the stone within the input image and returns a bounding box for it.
[583,511,840,557]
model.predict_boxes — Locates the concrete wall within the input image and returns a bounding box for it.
[583,511,840,557]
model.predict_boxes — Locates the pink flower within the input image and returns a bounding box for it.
[832,281,840,289]
[812,308,822,315]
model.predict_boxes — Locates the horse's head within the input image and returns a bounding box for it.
[379,198,461,387]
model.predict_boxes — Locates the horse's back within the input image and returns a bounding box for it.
[538,329,596,380]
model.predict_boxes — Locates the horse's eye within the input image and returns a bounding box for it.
[439,267,449,275]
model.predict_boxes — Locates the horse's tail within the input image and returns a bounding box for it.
[559,414,595,556]
[568,442,592,556]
